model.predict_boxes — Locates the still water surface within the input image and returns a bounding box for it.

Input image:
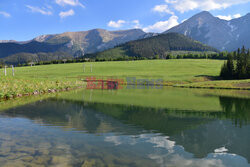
[0,88,249,167]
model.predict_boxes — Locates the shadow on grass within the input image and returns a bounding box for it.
[194,75,221,81]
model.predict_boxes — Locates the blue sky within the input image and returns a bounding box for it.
[1,0,250,41]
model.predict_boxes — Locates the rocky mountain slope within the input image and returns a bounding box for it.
[0,29,146,59]
[166,11,250,51]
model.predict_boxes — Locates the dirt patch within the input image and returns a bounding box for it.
[193,75,221,82]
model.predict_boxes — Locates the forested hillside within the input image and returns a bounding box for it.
[1,52,73,65]
[91,33,217,59]
[0,41,69,59]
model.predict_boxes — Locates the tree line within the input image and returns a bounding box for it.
[0,51,239,68]
[92,51,229,61]
[91,33,218,59]
[220,46,250,79]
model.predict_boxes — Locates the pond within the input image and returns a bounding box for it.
[0,88,249,167]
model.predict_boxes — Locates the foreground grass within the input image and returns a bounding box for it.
[0,77,84,99]
[0,59,249,100]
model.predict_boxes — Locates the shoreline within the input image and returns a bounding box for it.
[174,85,250,90]
[1,80,250,102]
[83,78,250,90]
[0,86,84,102]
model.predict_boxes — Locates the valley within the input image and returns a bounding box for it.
[0,1,250,166]
[0,59,249,101]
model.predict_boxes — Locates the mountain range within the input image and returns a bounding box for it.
[0,29,146,59]
[0,11,250,64]
[166,11,250,51]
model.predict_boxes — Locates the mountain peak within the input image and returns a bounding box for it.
[88,28,106,32]
[193,11,214,18]
[165,11,250,51]
[112,28,144,33]
[245,13,250,17]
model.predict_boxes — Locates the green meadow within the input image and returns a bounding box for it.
[1,59,223,80]
[0,59,249,100]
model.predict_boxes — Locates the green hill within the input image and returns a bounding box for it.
[90,33,217,59]
[1,52,73,65]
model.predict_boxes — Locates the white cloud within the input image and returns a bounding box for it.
[105,136,122,146]
[165,0,250,13]
[26,5,52,15]
[217,13,242,20]
[143,15,179,33]
[107,19,142,29]
[165,0,178,3]
[132,20,142,29]
[217,15,232,20]
[59,9,75,18]
[153,5,174,15]
[107,20,126,28]
[55,0,85,8]
[233,14,241,19]
[0,11,11,18]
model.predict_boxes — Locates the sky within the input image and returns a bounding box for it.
[1,0,250,41]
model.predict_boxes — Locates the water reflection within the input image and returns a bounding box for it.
[0,89,249,167]
[219,96,250,126]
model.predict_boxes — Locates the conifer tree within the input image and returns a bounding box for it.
[220,46,250,80]
[227,53,234,78]
[240,46,247,78]
[247,49,250,78]
[220,62,229,79]
[236,48,242,78]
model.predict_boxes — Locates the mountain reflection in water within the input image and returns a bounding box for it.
[0,88,249,167]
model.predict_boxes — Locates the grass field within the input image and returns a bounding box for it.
[2,59,223,80]
[0,59,249,100]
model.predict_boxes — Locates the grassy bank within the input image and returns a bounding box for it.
[176,79,250,90]
[0,77,84,99]
[1,87,249,112]
[0,59,249,100]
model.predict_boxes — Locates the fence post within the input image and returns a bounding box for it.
[4,66,6,76]
[12,65,14,76]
